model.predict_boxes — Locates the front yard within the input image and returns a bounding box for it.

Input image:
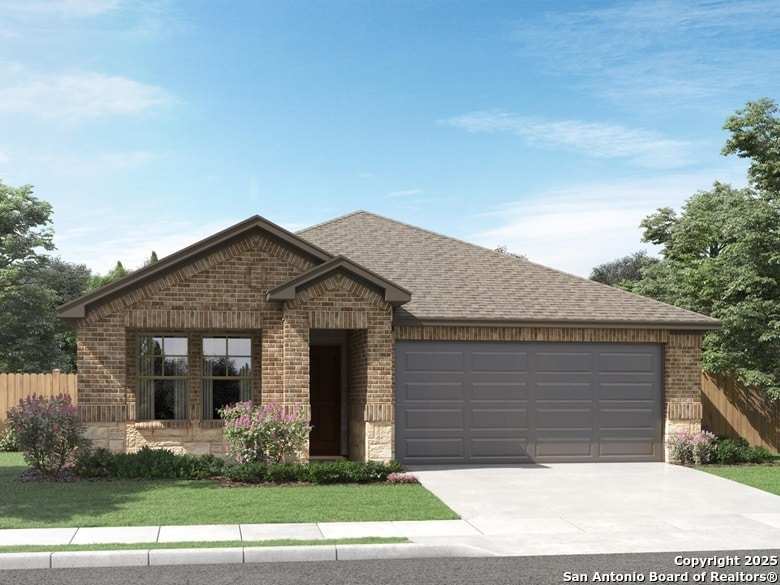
[697,463,780,496]
[0,453,458,529]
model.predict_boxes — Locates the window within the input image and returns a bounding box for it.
[137,336,188,420]
[202,337,252,419]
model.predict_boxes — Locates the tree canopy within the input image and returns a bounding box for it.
[590,250,659,287]
[596,98,780,399]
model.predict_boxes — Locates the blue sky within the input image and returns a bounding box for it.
[1,0,778,277]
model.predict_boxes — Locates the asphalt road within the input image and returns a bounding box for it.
[2,550,778,585]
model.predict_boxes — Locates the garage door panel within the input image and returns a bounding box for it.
[471,408,528,430]
[404,351,464,372]
[536,383,594,401]
[471,438,531,459]
[396,341,662,464]
[403,408,463,431]
[471,382,528,401]
[402,382,465,402]
[535,438,594,458]
[599,382,655,400]
[598,408,657,429]
[403,438,464,459]
[599,438,658,457]
[536,352,593,373]
[599,352,655,372]
[471,351,529,372]
[535,408,593,430]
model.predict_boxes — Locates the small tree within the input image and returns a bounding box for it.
[6,394,89,475]
[219,401,312,464]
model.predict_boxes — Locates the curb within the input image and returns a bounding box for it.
[0,543,492,570]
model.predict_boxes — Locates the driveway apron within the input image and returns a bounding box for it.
[409,463,780,556]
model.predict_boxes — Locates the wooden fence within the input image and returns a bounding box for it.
[701,372,780,453]
[0,370,777,452]
[0,371,78,422]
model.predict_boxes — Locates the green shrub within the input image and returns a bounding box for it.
[714,437,774,464]
[222,459,405,484]
[74,446,226,480]
[6,394,89,475]
[74,447,117,477]
[222,461,268,483]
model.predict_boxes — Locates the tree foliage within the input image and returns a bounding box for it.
[722,98,780,195]
[625,183,780,399]
[590,251,659,286]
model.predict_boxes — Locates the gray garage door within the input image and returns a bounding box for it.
[395,341,663,464]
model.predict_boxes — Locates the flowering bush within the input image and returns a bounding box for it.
[386,472,419,484]
[6,394,89,475]
[218,401,311,464]
[666,429,717,465]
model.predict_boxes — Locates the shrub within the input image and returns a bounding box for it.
[387,472,420,484]
[0,423,19,452]
[221,459,406,485]
[74,446,117,477]
[6,394,89,475]
[666,430,717,465]
[715,437,774,465]
[74,447,227,480]
[219,401,312,464]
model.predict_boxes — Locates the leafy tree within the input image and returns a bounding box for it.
[626,182,780,399]
[722,98,780,195]
[590,251,659,286]
[87,260,129,292]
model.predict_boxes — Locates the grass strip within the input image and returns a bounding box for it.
[0,537,408,554]
[697,465,780,496]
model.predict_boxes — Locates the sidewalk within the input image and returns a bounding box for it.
[0,520,493,570]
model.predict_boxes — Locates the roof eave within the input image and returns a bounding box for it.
[56,215,334,320]
[392,316,723,332]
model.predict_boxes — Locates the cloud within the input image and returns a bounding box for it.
[441,111,696,168]
[470,172,740,277]
[0,69,173,123]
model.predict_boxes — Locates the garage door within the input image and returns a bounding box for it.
[395,341,663,464]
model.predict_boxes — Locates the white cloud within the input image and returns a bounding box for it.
[0,70,173,123]
[470,172,741,277]
[442,111,696,168]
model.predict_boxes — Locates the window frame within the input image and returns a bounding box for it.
[136,335,190,421]
[201,336,253,420]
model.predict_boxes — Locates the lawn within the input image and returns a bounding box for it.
[697,464,780,496]
[0,453,458,529]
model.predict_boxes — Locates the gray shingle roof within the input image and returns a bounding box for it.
[299,210,721,329]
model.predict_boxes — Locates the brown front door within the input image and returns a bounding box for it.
[309,345,342,456]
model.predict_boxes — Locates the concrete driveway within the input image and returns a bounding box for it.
[410,463,780,556]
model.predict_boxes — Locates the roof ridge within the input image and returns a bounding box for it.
[297,210,369,234]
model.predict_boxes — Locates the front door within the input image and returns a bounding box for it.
[309,345,342,456]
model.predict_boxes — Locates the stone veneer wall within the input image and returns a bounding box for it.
[394,325,704,462]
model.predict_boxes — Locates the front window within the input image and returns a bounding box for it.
[137,336,189,420]
[202,337,252,419]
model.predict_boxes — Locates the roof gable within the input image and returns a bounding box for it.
[267,255,411,305]
[58,215,334,319]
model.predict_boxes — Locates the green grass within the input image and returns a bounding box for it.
[697,464,780,496]
[0,453,457,529]
[0,537,408,554]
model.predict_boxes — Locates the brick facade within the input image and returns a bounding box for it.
[72,229,706,463]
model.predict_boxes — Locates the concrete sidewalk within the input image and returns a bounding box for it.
[0,520,493,570]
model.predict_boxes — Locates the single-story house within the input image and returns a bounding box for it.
[57,211,721,464]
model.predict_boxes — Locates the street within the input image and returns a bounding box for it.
[2,550,777,585]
